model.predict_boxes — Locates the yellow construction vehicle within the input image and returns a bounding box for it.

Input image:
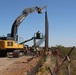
[0,6,46,57]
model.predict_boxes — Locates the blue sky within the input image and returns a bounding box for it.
[0,0,76,47]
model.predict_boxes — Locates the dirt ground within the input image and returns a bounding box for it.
[0,54,40,75]
[36,51,55,75]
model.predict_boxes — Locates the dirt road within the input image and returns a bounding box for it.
[0,55,40,75]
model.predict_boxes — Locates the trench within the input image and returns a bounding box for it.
[26,55,46,75]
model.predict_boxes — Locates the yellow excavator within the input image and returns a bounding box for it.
[0,6,46,57]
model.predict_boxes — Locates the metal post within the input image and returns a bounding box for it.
[45,11,49,51]
[34,38,36,47]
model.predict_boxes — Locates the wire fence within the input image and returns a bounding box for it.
[50,46,75,75]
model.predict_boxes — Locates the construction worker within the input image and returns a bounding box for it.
[36,31,40,38]
[24,46,28,55]
[36,47,41,56]
[33,47,36,56]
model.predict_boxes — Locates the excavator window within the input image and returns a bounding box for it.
[7,42,13,46]
[11,42,13,46]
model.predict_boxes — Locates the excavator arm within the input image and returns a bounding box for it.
[11,5,46,41]
[20,37,34,44]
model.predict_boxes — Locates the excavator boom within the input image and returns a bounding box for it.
[11,5,46,41]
